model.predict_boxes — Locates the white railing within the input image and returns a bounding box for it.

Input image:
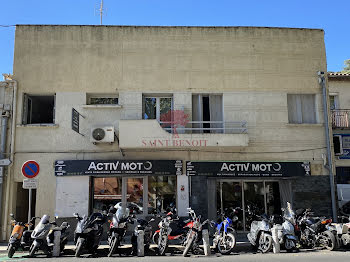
[159,121,247,134]
[332,110,350,128]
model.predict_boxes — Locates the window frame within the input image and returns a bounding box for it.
[22,93,56,125]
[142,95,173,121]
[287,94,317,124]
[86,93,119,105]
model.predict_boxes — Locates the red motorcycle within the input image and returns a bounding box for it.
[153,211,193,255]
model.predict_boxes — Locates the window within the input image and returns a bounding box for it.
[87,94,118,105]
[192,94,223,133]
[333,135,343,155]
[329,94,339,110]
[336,167,350,184]
[143,96,172,120]
[287,94,316,124]
[23,94,55,124]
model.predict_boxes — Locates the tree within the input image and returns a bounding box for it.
[341,59,350,74]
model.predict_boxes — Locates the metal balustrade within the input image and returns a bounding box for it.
[332,110,350,128]
[159,121,247,134]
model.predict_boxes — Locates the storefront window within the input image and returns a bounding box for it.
[126,178,144,214]
[148,176,176,214]
[93,177,122,212]
[265,182,282,215]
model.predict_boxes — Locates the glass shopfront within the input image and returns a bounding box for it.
[216,180,281,231]
[92,175,177,215]
[54,159,182,217]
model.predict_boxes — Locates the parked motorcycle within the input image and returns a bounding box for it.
[131,217,155,255]
[29,215,69,257]
[106,206,134,257]
[247,213,273,253]
[7,214,37,258]
[211,214,237,254]
[295,208,336,250]
[155,210,193,255]
[183,208,209,257]
[73,212,107,257]
[327,216,350,248]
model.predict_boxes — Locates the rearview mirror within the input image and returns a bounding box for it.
[10,213,14,219]
[73,213,79,217]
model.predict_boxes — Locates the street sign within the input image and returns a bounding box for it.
[0,158,11,166]
[23,179,38,189]
[72,108,80,133]
[22,160,40,179]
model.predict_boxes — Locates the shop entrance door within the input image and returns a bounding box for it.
[217,180,282,231]
[122,177,147,217]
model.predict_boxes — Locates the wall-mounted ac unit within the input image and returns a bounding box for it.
[91,126,115,143]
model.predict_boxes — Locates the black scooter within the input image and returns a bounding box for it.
[73,212,107,257]
[131,217,155,255]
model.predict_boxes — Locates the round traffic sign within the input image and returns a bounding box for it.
[22,160,40,179]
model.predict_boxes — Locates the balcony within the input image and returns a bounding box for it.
[332,110,350,129]
[118,120,249,148]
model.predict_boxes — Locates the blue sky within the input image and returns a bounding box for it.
[0,0,349,75]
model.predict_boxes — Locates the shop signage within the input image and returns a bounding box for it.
[186,161,310,177]
[71,108,80,133]
[339,134,350,159]
[55,160,182,176]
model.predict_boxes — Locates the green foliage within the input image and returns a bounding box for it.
[341,59,350,74]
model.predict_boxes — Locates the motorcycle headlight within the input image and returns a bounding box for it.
[12,233,19,238]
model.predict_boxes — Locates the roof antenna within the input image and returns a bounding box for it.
[95,0,106,25]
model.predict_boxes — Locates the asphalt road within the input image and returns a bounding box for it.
[1,248,350,262]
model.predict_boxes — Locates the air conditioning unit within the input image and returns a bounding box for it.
[91,126,115,143]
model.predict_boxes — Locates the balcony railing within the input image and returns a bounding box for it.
[159,121,247,134]
[332,110,350,128]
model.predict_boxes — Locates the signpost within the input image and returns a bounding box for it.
[0,158,11,166]
[22,160,39,222]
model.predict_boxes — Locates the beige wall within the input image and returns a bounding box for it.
[4,25,329,237]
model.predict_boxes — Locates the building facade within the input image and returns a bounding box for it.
[0,25,335,239]
[328,73,350,210]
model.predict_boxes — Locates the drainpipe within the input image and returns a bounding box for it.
[318,71,337,222]
[0,80,11,238]
[2,80,17,240]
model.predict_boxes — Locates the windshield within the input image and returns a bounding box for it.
[116,207,130,221]
[39,215,50,225]
[283,202,295,223]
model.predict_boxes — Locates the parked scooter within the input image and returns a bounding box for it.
[29,215,69,257]
[183,208,209,257]
[247,213,273,253]
[106,206,134,257]
[155,210,193,255]
[131,217,155,255]
[7,214,37,258]
[211,214,237,255]
[73,212,107,257]
[295,208,336,250]
[273,202,298,252]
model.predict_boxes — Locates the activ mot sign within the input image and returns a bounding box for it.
[54,160,182,176]
[186,161,311,177]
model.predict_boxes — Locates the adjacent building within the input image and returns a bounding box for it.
[328,73,350,210]
[0,25,335,239]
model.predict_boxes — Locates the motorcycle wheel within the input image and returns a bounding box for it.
[183,231,195,257]
[152,232,159,245]
[158,233,168,256]
[75,238,84,257]
[258,233,272,253]
[218,233,236,255]
[320,231,337,251]
[29,243,36,258]
[285,239,296,252]
[7,244,16,258]
[108,237,119,257]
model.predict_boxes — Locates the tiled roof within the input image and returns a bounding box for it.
[328,72,350,77]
